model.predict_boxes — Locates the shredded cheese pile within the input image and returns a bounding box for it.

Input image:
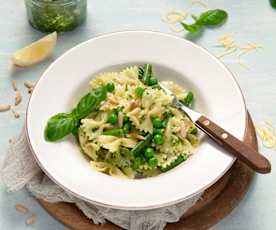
[255,120,276,149]
[216,34,262,68]
[162,0,208,33]
[190,0,208,9]
[162,10,188,32]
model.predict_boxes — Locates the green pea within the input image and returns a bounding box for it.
[108,112,118,125]
[153,128,163,135]
[152,117,163,129]
[106,82,115,92]
[132,157,142,170]
[148,157,158,167]
[123,123,131,133]
[135,87,145,97]
[144,147,154,158]
[154,134,164,145]
[148,77,158,86]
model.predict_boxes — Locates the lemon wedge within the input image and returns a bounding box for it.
[12,32,57,67]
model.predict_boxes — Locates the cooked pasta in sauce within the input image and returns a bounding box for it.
[77,65,199,179]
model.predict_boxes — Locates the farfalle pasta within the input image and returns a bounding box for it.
[44,64,199,178]
[76,65,199,178]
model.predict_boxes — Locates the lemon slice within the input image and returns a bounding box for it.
[12,32,57,67]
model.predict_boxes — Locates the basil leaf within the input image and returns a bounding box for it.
[45,86,108,142]
[180,9,227,33]
[270,0,276,8]
[73,86,107,119]
[45,113,77,141]
[180,22,202,33]
[197,9,227,26]
[71,119,82,137]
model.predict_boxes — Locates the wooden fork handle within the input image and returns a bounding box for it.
[195,115,271,174]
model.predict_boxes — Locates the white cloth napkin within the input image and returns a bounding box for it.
[1,126,202,230]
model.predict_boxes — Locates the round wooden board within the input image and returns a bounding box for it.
[39,112,256,230]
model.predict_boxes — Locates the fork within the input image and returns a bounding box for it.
[159,83,271,174]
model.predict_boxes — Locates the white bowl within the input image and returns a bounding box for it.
[27,31,246,210]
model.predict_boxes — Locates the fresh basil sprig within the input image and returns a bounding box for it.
[181,9,228,33]
[270,0,276,8]
[72,87,107,119]
[44,113,78,141]
[45,86,107,142]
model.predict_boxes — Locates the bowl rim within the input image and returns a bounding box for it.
[26,30,247,210]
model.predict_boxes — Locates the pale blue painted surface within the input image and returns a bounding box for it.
[0,0,276,229]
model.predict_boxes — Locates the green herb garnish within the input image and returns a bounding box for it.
[181,9,228,33]
[270,0,276,8]
[45,85,107,142]
[44,113,78,141]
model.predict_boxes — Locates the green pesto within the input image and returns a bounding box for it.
[25,0,87,32]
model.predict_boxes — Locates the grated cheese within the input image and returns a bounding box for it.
[238,42,262,58]
[215,34,262,69]
[237,58,250,69]
[190,0,208,9]
[162,1,208,33]
[255,120,276,149]
[162,10,188,24]
[169,24,185,33]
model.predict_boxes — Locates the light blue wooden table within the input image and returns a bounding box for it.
[1,0,276,229]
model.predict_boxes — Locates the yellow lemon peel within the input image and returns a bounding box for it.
[12,32,57,67]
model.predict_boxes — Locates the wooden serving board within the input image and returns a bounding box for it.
[39,112,256,230]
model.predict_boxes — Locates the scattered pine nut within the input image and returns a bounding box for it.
[27,87,34,94]
[24,81,34,89]
[25,214,36,225]
[0,104,11,112]
[11,109,20,119]
[12,80,18,91]
[14,91,22,106]
[24,81,34,94]
[15,204,29,214]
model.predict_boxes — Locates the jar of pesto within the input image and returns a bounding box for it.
[25,0,87,32]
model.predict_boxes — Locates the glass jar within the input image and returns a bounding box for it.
[25,0,87,32]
